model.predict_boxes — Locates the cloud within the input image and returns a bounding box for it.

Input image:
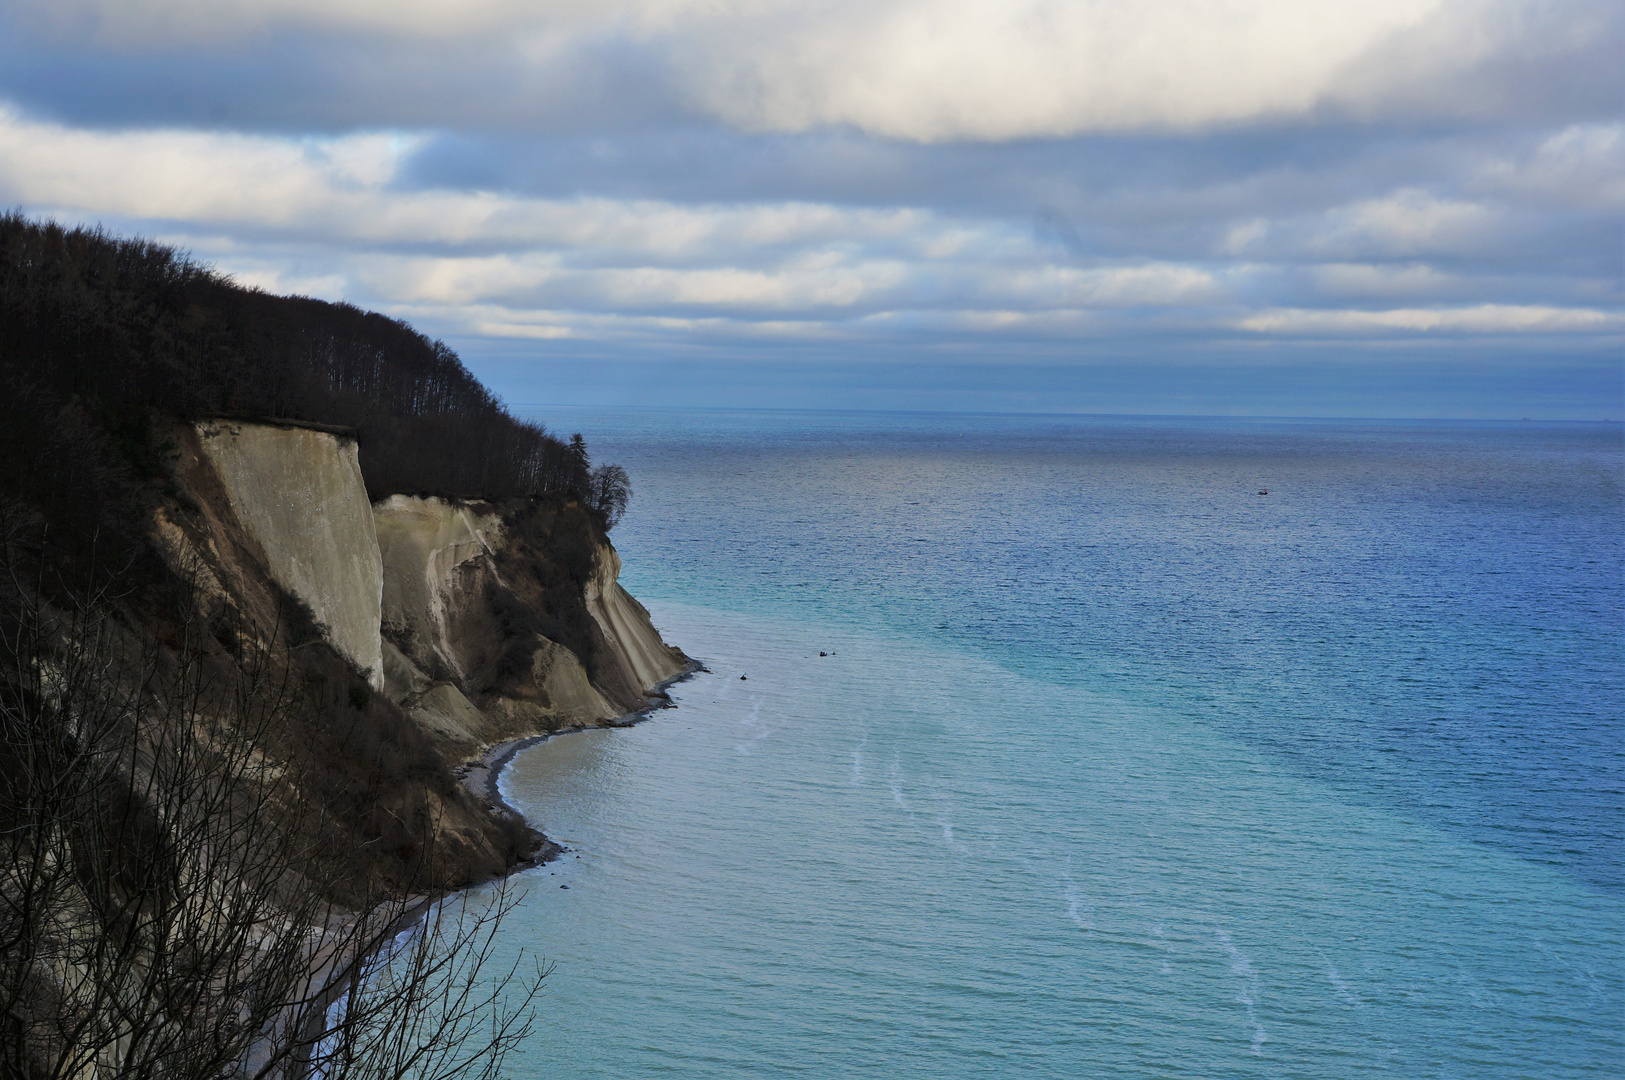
[1306,190,1502,259]
[2,102,1616,366]
[4,2,1617,415]
[1222,189,1514,262]
[677,0,1446,140]
[0,108,413,226]
[7,0,1618,140]
[1310,263,1462,300]
[0,105,1226,317]
[8,0,620,44]
[1238,304,1623,335]
[0,106,936,258]
[1474,123,1625,212]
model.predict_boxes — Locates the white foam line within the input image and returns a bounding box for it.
[1322,956,1364,1008]
[1215,928,1267,1055]
[1060,856,1096,931]
[735,696,770,754]
[887,752,915,821]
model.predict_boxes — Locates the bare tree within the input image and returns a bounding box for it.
[0,522,543,1080]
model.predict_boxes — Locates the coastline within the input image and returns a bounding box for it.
[292,658,705,1075]
[459,659,706,864]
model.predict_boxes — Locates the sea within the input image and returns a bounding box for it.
[488,410,1622,1078]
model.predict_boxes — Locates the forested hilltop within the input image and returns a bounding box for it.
[0,215,680,1078]
[0,212,626,523]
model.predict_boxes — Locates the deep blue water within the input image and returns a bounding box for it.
[492,411,1622,1077]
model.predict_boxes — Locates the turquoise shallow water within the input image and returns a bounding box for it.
[495,411,1622,1077]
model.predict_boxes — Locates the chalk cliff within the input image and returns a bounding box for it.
[183,420,687,765]
[373,494,505,687]
[136,419,687,888]
[0,217,692,1071]
[372,493,687,756]
[585,544,688,706]
[196,420,385,689]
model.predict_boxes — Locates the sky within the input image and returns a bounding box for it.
[2,0,1620,418]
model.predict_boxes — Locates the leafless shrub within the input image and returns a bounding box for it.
[0,531,543,1080]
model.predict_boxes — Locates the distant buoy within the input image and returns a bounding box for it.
[740,675,747,680]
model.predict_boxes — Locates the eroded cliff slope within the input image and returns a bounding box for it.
[174,419,688,800]
[372,492,688,757]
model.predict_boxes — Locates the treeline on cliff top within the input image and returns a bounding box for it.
[0,212,627,515]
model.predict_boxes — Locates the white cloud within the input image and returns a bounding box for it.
[468,318,575,341]
[11,0,631,43]
[676,0,1446,140]
[1223,189,1504,260]
[996,265,1227,308]
[0,106,937,258]
[1475,123,1625,211]
[0,105,1235,321]
[1238,304,1623,334]
[1326,191,1496,254]
[14,0,1610,141]
[5,105,1617,350]
[0,113,377,226]
[342,252,1226,314]
[1311,263,1461,300]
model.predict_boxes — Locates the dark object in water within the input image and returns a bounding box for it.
[1258,490,1269,495]
[740,675,747,680]
[820,651,827,656]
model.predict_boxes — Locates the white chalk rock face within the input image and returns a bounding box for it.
[197,421,385,688]
[586,544,686,693]
[371,494,504,682]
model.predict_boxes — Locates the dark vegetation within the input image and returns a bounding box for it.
[487,499,605,692]
[0,564,541,1080]
[0,212,629,560]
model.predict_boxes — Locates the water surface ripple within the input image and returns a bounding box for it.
[496,411,1621,1077]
